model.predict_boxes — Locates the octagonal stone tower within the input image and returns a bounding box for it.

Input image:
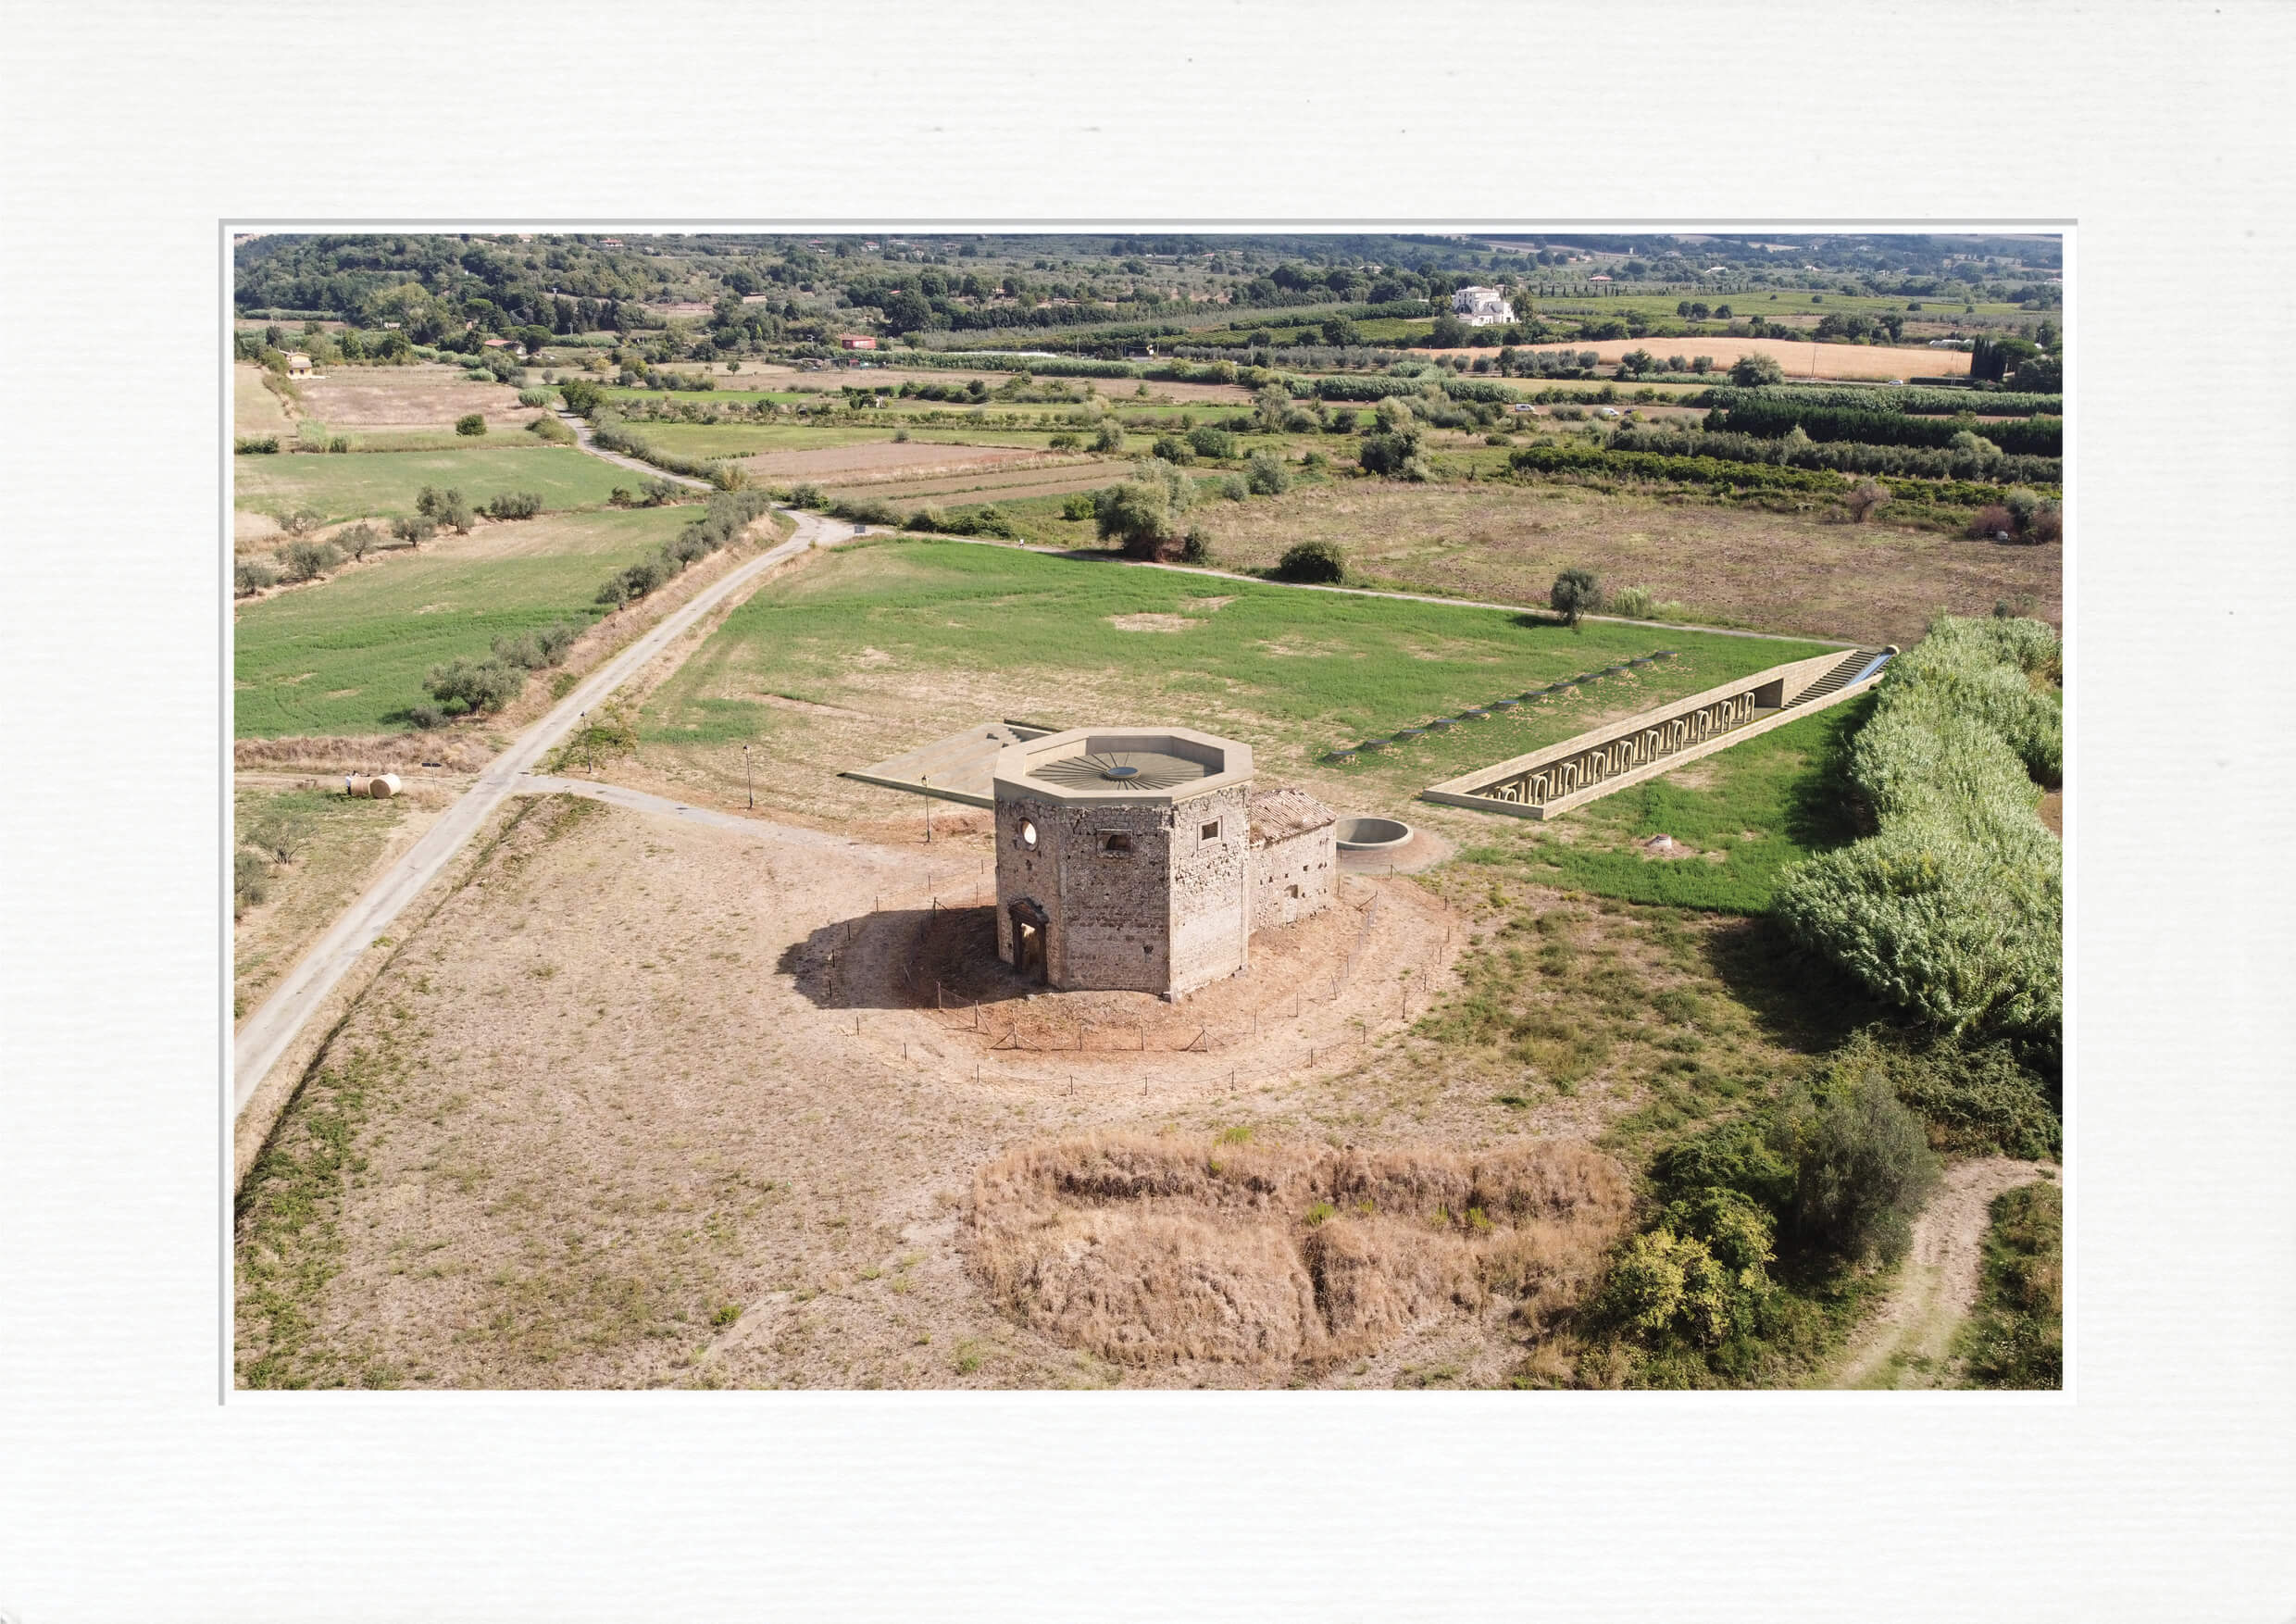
[992,726,1256,999]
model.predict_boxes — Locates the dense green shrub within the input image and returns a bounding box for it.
[1835,1031,2062,1159]
[390,514,437,548]
[1357,429,1428,481]
[1775,617,2062,1047]
[1772,1069,1940,1265]
[335,521,382,562]
[1243,449,1291,494]
[424,656,526,715]
[491,620,582,671]
[1187,424,1237,460]
[1955,1181,2062,1387]
[828,495,900,526]
[1178,525,1212,564]
[484,491,543,520]
[788,481,827,509]
[455,412,487,437]
[277,538,343,583]
[234,558,279,596]
[235,436,280,455]
[517,389,553,407]
[1550,568,1601,625]
[1092,459,1195,559]
[596,556,669,606]
[233,848,272,917]
[415,485,473,533]
[526,413,574,444]
[1151,434,1194,465]
[1728,353,1786,386]
[1271,538,1344,583]
[1059,492,1095,520]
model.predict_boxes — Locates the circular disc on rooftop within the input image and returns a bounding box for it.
[1034,749,1211,792]
[992,726,1255,805]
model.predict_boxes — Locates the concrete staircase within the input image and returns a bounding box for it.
[1787,648,1891,709]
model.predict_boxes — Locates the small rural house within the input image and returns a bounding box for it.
[284,352,313,376]
[838,333,877,351]
[1450,286,1516,326]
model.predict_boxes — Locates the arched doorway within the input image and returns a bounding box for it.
[1007,899,1049,981]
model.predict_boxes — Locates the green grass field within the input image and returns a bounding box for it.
[1454,694,1872,914]
[234,506,686,736]
[640,538,1830,792]
[232,446,635,523]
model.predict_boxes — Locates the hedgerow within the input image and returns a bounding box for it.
[1706,385,2062,418]
[1707,398,2062,456]
[1607,426,2061,488]
[1773,617,2061,1050]
[1506,443,2028,508]
[595,487,774,606]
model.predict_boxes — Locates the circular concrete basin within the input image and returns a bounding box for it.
[1336,816,1414,852]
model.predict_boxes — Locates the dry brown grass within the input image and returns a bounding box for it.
[295,365,540,431]
[1201,481,2060,647]
[965,1131,1630,1369]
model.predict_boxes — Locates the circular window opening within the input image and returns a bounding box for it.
[1020,820,1038,848]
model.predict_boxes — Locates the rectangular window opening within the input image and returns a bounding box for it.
[1200,819,1221,843]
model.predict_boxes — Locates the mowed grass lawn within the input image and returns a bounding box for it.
[641,539,1831,796]
[234,506,686,737]
[232,446,634,524]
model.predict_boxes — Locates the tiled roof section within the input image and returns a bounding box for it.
[1247,785,1336,843]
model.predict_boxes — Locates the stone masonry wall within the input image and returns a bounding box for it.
[1250,825,1337,932]
[1164,784,1252,998]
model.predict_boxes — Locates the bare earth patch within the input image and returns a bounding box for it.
[965,1132,1631,1374]
[235,787,1603,1390]
[1107,613,1196,633]
[1829,1158,2057,1390]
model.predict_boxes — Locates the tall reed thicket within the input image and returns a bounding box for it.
[1775,617,2062,1052]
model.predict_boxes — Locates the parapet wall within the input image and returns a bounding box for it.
[1423,647,1894,820]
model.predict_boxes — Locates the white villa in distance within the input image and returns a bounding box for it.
[1451,285,1516,326]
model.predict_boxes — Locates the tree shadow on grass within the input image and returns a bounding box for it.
[1779,690,1878,854]
[1701,912,1888,1061]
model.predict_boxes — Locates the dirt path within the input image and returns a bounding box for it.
[231,507,837,1123]
[558,410,712,488]
[1827,1156,2057,1389]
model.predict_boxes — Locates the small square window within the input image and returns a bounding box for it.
[1200,819,1221,843]
[1102,832,1133,855]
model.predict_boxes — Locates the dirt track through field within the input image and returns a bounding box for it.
[231,507,837,1127]
[1827,1156,2056,1389]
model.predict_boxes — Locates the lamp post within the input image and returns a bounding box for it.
[744,743,753,809]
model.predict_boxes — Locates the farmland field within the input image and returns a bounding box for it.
[232,445,637,523]
[234,506,687,736]
[1168,480,2059,647]
[621,537,1828,821]
[1417,335,1969,381]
